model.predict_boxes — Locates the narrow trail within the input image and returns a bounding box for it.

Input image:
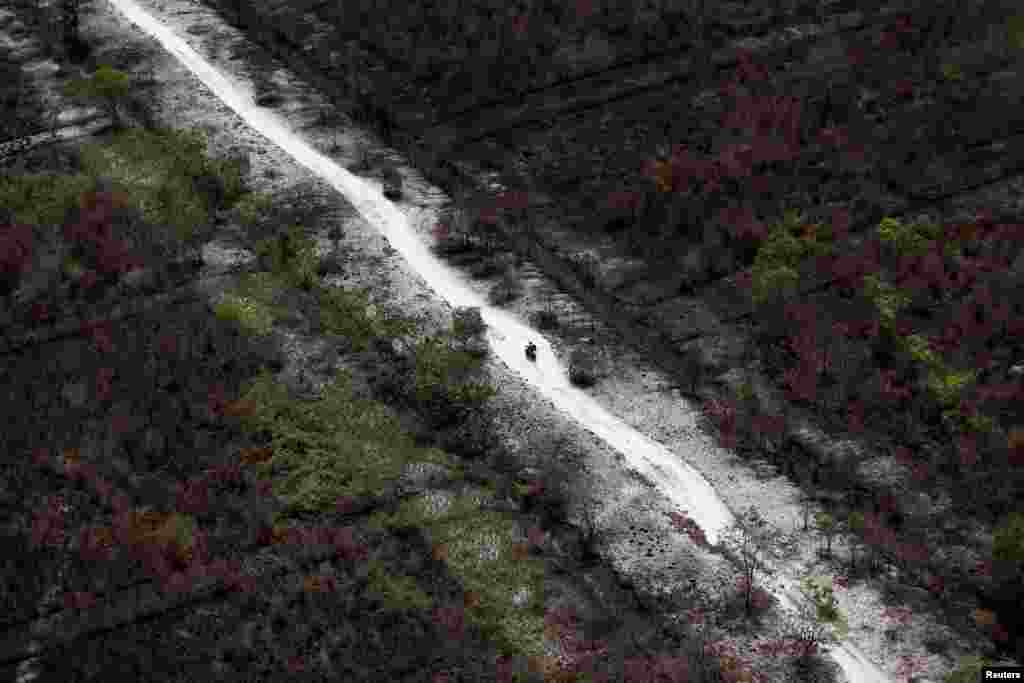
[98,0,899,680]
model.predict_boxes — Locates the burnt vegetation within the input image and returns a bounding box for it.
[4,0,1024,681]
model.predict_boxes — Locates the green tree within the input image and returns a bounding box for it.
[799,575,847,639]
[814,511,837,558]
[251,223,333,291]
[411,336,496,426]
[790,574,849,671]
[213,293,275,336]
[993,512,1024,563]
[63,65,131,129]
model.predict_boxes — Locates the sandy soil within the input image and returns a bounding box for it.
[63,0,1006,680]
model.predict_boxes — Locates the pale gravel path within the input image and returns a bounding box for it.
[77,0,992,679]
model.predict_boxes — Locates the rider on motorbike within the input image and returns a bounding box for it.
[525,341,537,360]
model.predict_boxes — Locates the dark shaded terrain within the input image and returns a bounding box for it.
[4,0,1024,680]
[180,0,1024,668]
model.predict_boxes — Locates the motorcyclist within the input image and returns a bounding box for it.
[525,341,537,360]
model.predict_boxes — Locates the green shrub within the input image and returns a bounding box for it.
[213,293,275,336]
[735,379,755,403]
[875,217,946,284]
[1,126,242,268]
[369,494,550,660]
[0,172,94,226]
[940,62,963,81]
[365,558,434,610]
[862,273,911,325]
[757,210,814,264]
[157,127,211,178]
[194,153,250,208]
[1009,15,1024,50]
[799,575,849,639]
[234,191,273,226]
[750,264,800,306]
[900,333,942,368]
[318,286,417,351]
[944,656,998,683]
[254,225,319,290]
[62,255,87,281]
[218,155,251,204]
[926,367,977,407]
[993,512,1024,563]
[238,367,458,512]
[62,65,131,128]
[963,412,996,434]
[800,575,837,619]
[103,126,247,209]
[235,270,281,305]
[411,335,496,425]
[748,206,856,309]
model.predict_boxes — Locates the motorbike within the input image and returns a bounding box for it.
[525,343,537,361]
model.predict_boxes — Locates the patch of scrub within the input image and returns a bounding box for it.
[371,492,550,659]
[233,353,551,660]
[251,223,320,290]
[209,268,291,336]
[74,127,244,242]
[231,189,273,226]
[238,366,460,512]
[236,224,419,350]
[362,556,435,611]
[0,125,247,255]
[0,172,95,226]
[213,291,276,336]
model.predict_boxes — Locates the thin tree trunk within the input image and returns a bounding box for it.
[61,0,81,55]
